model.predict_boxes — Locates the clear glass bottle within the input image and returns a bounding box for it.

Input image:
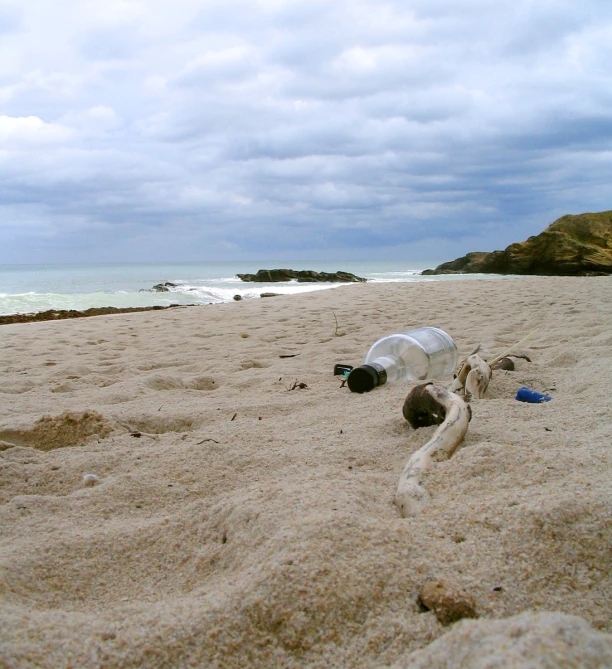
[347,326,458,393]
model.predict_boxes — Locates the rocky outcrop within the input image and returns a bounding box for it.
[422,211,612,276]
[142,282,178,293]
[0,304,191,326]
[237,269,367,283]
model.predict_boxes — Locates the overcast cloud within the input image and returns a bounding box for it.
[1,0,611,263]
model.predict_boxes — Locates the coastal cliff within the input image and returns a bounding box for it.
[422,211,612,276]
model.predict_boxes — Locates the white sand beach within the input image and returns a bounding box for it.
[1,276,611,668]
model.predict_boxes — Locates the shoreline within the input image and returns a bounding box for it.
[0,262,516,318]
[0,273,527,322]
[1,276,611,667]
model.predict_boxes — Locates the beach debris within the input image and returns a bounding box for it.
[418,579,478,625]
[491,356,515,371]
[492,352,531,370]
[197,438,220,444]
[332,310,345,336]
[450,329,539,398]
[260,292,280,298]
[287,379,308,391]
[487,328,540,368]
[279,353,299,358]
[349,327,457,394]
[515,387,553,403]
[233,294,243,301]
[333,364,353,376]
[231,413,237,421]
[396,384,471,517]
[449,353,492,400]
[82,474,99,487]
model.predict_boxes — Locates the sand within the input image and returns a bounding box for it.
[1,276,611,668]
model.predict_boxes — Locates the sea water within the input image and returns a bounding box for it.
[0,260,505,316]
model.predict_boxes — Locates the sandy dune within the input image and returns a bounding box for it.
[1,276,611,667]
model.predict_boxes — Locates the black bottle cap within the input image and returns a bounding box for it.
[347,364,384,393]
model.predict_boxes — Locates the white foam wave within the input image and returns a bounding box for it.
[0,269,512,316]
[0,281,347,315]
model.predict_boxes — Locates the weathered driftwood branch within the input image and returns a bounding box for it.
[449,354,492,400]
[450,329,539,399]
[487,328,539,368]
[396,384,471,517]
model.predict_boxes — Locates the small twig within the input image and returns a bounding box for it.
[332,310,345,336]
[468,343,482,356]
[287,379,308,390]
[488,328,540,367]
[197,438,220,444]
[279,354,299,358]
[231,413,237,421]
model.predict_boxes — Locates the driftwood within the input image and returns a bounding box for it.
[486,329,539,368]
[396,384,471,517]
[450,354,492,400]
[450,329,539,399]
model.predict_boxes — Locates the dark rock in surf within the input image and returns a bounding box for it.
[150,282,178,292]
[237,269,367,283]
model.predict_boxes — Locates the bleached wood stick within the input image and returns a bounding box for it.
[396,384,471,517]
[463,354,492,401]
[450,354,492,399]
[487,328,540,367]
[450,329,538,396]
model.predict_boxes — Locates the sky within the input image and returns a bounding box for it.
[1,0,611,264]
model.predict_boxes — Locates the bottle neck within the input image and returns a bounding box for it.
[370,355,402,384]
[368,362,388,386]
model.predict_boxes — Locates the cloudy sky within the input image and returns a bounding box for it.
[1,0,611,264]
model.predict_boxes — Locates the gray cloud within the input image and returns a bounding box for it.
[1,0,611,263]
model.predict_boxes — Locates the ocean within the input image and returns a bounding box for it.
[0,260,504,316]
